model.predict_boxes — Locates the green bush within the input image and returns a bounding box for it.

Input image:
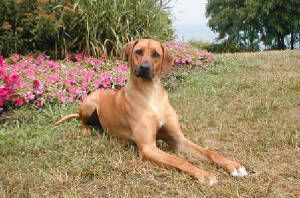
[188,39,213,51]
[75,0,174,57]
[0,0,174,58]
[188,39,251,53]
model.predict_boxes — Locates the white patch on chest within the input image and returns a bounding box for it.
[149,98,165,128]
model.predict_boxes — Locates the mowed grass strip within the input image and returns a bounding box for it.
[0,51,299,197]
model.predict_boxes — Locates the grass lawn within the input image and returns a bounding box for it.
[1,50,299,197]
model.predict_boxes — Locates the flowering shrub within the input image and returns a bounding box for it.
[0,42,213,113]
[166,41,213,66]
[0,54,127,113]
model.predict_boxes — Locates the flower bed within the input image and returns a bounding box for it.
[0,42,213,113]
[166,41,213,66]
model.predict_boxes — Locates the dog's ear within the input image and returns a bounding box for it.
[161,44,174,74]
[123,40,138,61]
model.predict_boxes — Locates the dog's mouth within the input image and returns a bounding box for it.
[135,70,153,80]
[134,67,154,80]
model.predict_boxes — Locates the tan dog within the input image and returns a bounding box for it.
[55,39,247,185]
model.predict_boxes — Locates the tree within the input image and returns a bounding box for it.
[206,0,300,51]
[258,0,300,50]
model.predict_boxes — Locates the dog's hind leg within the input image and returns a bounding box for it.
[79,92,100,134]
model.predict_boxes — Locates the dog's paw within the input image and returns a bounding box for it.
[208,176,218,186]
[196,172,218,186]
[230,166,248,177]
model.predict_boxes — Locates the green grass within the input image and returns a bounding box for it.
[1,50,300,197]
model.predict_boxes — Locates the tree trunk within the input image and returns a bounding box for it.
[277,35,281,50]
[291,32,294,50]
[277,34,285,50]
[281,35,285,50]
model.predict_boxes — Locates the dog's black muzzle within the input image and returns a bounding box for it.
[135,62,154,79]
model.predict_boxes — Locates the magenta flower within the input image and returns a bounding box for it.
[65,77,77,86]
[0,89,8,97]
[15,97,24,106]
[33,79,41,89]
[93,78,101,89]
[10,75,20,83]
[100,72,112,88]
[117,74,126,86]
[10,54,21,62]
[165,41,213,67]
[0,45,213,112]
[75,53,84,62]
[0,55,4,67]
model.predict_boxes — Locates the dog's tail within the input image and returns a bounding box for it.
[54,113,80,126]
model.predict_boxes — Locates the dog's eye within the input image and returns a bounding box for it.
[152,51,160,58]
[135,49,143,56]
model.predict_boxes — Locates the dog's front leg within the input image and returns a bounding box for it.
[133,125,217,185]
[139,144,217,185]
[160,113,248,177]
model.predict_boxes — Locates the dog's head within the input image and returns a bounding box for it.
[124,39,174,80]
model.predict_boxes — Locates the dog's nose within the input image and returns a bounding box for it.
[135,61,153,79]
[139,62,150,71]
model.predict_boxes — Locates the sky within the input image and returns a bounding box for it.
[170,0,217,42]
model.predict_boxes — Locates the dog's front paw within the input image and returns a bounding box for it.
[230,166,248,177]
[196,172,218,186]
[208,175,218,186]
[224,160,248,177]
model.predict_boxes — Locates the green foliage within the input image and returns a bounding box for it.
[188,39,244,53]
[0,0,83,58]
[74,0,174,57]
[0,0,174,58]
[206,0,300,51]
[188,39,213,50]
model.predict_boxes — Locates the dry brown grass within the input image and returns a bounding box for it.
[0,50,299,197]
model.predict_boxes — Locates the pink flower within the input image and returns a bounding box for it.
[34,98,44,108]
[15,97,24,106]
[0,68,4,76]
[59,94,68,102]
[0,98,4,106]
[33,79,41,88]
[0,55,4,67]
[0,89,8,98]
[181,59,187,64]
[100,72,112,88]
[10,54,21,62]
[117,74,126,86]
[65,77,77,86]
[47,60,60,70]
[112,64,128,71]
[34,54,47,65]
[10,75,20,83]
[174,58,180,64]
[24,91,35,102]
[75,53,84,62]
[87,58,104,67]
[93,79,101,88]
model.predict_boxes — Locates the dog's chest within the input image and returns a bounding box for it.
[148,98,165,128]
